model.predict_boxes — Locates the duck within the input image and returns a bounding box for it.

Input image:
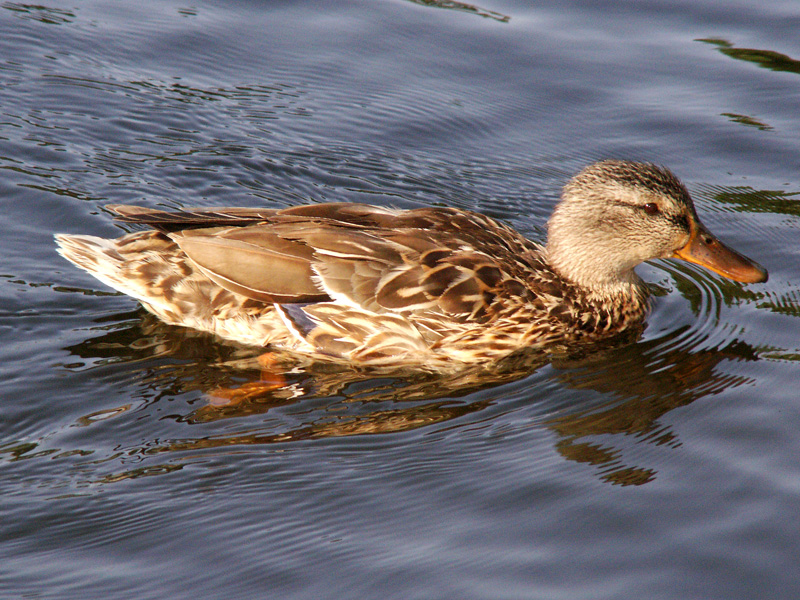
[55,160,767,367]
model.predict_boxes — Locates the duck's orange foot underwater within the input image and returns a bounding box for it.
[206,352,288,407]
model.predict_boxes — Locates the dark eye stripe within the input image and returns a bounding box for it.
[609,200,690,231]
[667,214,690,231]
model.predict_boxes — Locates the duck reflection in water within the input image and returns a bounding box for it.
[65,311,761,487]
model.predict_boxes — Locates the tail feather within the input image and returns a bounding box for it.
[54,232,172,304]
[55,233,130,293]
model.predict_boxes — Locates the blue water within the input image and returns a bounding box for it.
[2,1,800,598]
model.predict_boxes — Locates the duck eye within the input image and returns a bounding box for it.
[643,203,659,215]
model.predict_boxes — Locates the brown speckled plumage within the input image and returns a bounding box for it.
[55,160,767,367]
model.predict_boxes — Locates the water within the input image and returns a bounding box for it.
[1,0,799,598]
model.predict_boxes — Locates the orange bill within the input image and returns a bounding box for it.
[673,224,768,283]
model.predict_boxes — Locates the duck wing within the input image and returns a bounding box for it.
[108,203,540,319]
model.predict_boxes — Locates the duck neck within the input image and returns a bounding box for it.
[544,214,646,300]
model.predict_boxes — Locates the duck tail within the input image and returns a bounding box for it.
[54,232,175,305]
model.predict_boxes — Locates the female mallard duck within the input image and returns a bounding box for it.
[56,160,767,366]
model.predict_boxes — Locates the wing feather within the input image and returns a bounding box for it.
[170,229,327,303]
[108,203,542,321]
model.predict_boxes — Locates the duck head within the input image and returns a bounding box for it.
[545,160,768,293]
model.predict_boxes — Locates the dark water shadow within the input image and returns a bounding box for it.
[2,3,76,25]
[697,38,800,76]
[707,186,800,217]
[405,0,510,23]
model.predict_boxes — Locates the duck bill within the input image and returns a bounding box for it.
[673,224,768,283]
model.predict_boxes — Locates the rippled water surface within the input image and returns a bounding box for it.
[2,1,800,598]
